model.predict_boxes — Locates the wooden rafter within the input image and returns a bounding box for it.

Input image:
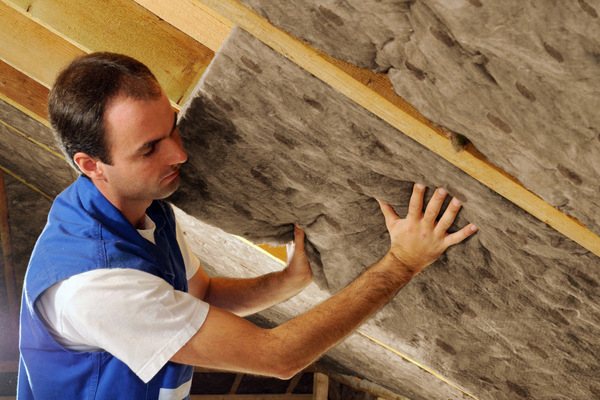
[133,0,232,52]
[0,0,83,87]
[285,373,303,394]
[312,373,328,400]
[0,164,53,202]
[0,0,214,105]
[229,374,244,394]
[133,0,600,257]
[0,60,49,123]
[0,170,18,336]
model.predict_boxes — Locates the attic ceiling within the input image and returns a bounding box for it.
[0,1,599,400]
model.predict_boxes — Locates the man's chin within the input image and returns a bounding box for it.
[155,179,181,200]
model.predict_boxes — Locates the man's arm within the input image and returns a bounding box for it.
[187,227,312,316]
[173,184,477,379]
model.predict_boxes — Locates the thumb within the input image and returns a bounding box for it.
[294,224,306,251]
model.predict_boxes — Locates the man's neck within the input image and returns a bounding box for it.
[92,180,150,229]
[112,199,150,229]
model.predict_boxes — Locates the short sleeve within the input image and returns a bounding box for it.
[42,268,210,383]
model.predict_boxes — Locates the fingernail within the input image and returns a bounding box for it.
[438,188,447,195]
[415,183,425,189]
[451,198,461,206]
[470,224,478,232]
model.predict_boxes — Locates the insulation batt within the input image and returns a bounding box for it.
[175,28,600,400]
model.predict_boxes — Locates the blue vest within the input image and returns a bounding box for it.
[18,176,193,399]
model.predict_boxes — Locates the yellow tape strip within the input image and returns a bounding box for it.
[0,164,53,201]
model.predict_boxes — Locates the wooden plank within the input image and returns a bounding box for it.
[0,60,49,122]
[312,373,328,400]
[323,370,411,400]
[0,115,74,197]
[133,0,233,52]
[3,0,214,104]
[0,165,52,202]
[0,101,59,155]
[186,0,600,258]
[0,1,83,88]
[0,170,18,339]
[229,374,243,394]
[285,373,303,394]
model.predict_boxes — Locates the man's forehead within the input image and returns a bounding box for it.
[103,94,175,153]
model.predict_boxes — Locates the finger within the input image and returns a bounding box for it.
[294,224,305,249]
[444,224,478,247]
[407,183,425,219]
[435,197,462,234]
[376,198,399,226]
[423,188,448,223]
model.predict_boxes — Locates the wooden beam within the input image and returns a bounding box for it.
[285,373,303,394]
[312,373,328,400]
[0,100,61,158]
[0,60,49,123]
[144,0,599,257]
[0,103,74,197]
[133,0,233,52]
[0,165,53,202]
[0,0,83,88]
[229,374,243,394]
[0,170,18,338]
[1,0,214,104]
[320,369,411,400]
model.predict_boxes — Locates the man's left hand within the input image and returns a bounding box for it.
[284,225,313,285]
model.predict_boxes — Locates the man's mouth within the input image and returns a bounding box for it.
[162,168,180,182]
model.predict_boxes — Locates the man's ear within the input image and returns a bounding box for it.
[73,152,105,180]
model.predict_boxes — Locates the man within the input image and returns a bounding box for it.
[18,52,478,399]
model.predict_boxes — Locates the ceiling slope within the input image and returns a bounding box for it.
[176,27,600,400]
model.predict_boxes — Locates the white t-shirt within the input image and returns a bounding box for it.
[36,214,210,383]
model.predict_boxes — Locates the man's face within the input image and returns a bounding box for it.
[99,91,188,205]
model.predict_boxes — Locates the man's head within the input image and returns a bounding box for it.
[49,52,162,169]
[49,52,187,216]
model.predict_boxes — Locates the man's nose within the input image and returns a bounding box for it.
[168,130,188,165]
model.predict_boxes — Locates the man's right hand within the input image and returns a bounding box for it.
[377,183,478,276]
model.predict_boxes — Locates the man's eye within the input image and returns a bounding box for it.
[143,145,156,157]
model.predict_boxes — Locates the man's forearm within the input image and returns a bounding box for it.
[268,251,413,376]
[205,266,312,316]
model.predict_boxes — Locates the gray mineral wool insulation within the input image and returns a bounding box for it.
[174,28,600,400]
[240,0,600,234]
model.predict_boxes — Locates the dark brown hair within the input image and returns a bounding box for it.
[48,52,161,169]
